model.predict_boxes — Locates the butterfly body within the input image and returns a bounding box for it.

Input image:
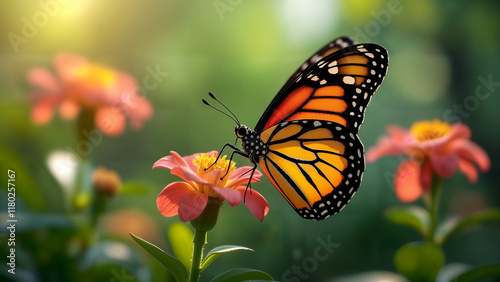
[236,125,268,163]
[215,37,388,220]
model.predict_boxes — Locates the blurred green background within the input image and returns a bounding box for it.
[1,0,499,281]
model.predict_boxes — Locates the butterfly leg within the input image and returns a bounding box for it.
[220,144,249,180]
[243,163,257,203]
[206,143,249,178]
[205,143,237,171]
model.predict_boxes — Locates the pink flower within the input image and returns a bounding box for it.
[29,53,153,136]
[154,151,269,222]
[367,120,490,202]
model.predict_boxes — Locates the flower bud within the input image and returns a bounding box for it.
[92,166,122,197]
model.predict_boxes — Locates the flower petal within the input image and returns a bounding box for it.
[28,67,60,93]
[236,187,269,221]
[430,153,459,178]
[157,182,195,217]
[449,123,471,140]
[226,166,262,187]
[458,158,479,184]
[366,136,407,163]
[95,107,126,136]
[31,97,57,124]
[171,166,211,186]
[178,190,208,222]
[154,151,219,174]
[153,151,213,186]
[387,125,410,141]
[413,134,450,152]
[183,150,218,173]
[54,53,88,81]
[153,151,189,170]
[446,139,490,173]
[394,159,424,203]
[212,186,242,207]
[125,95,154,128]
[59,99,80,120]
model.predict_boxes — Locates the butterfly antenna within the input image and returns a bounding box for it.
[208,92,241,125]
[202,97,239,126]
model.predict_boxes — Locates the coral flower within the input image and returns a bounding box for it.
[367,119,490,202]
[154,151,269,222]
[28,53,153,136]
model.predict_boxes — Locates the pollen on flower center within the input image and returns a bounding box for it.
[75,64,116,87]
[193,153,236,180]
[410,119,451,142]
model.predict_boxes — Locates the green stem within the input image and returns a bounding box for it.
[77,109,96,159]
[189,229,207,282]
[426,174,442,243]
[73,109,96,212]
[90,192,107,228]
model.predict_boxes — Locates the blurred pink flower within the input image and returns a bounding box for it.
[29,53,153,136]
[367,119,490,202]
[154,151,269,222]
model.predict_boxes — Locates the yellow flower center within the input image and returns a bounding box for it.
[410,119,451,142]
[193,153,236,189]
[74,64,116,87]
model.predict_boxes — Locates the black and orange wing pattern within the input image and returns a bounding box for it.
[254,40,389,220]
[258,120,365,219]
[281,36,356,87]
[256,43,389,133]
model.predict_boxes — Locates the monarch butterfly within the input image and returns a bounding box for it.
[204,36,389,220]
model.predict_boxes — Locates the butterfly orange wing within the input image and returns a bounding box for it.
[259,120,364,219]
[254,42,388,220]
[255,43,388,134]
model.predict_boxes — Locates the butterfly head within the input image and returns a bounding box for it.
[235,124,250,139]
[234,124,267,163]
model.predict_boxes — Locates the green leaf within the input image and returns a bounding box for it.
[0,144,46,211]
[202,245,254,271]
[168,222,193,270]
[130,233,187,282]
[394,241,445,282]
[453,263,500,282]
[384,205,430,237]
[210,268,274,282]
[435,208,500,245]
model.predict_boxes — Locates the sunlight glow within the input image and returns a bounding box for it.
[278,0,340,46]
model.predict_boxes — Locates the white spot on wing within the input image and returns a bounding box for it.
[343,76,355,85]
[328,66,339,74]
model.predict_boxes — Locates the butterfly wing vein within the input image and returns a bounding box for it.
[258,120,365,220]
